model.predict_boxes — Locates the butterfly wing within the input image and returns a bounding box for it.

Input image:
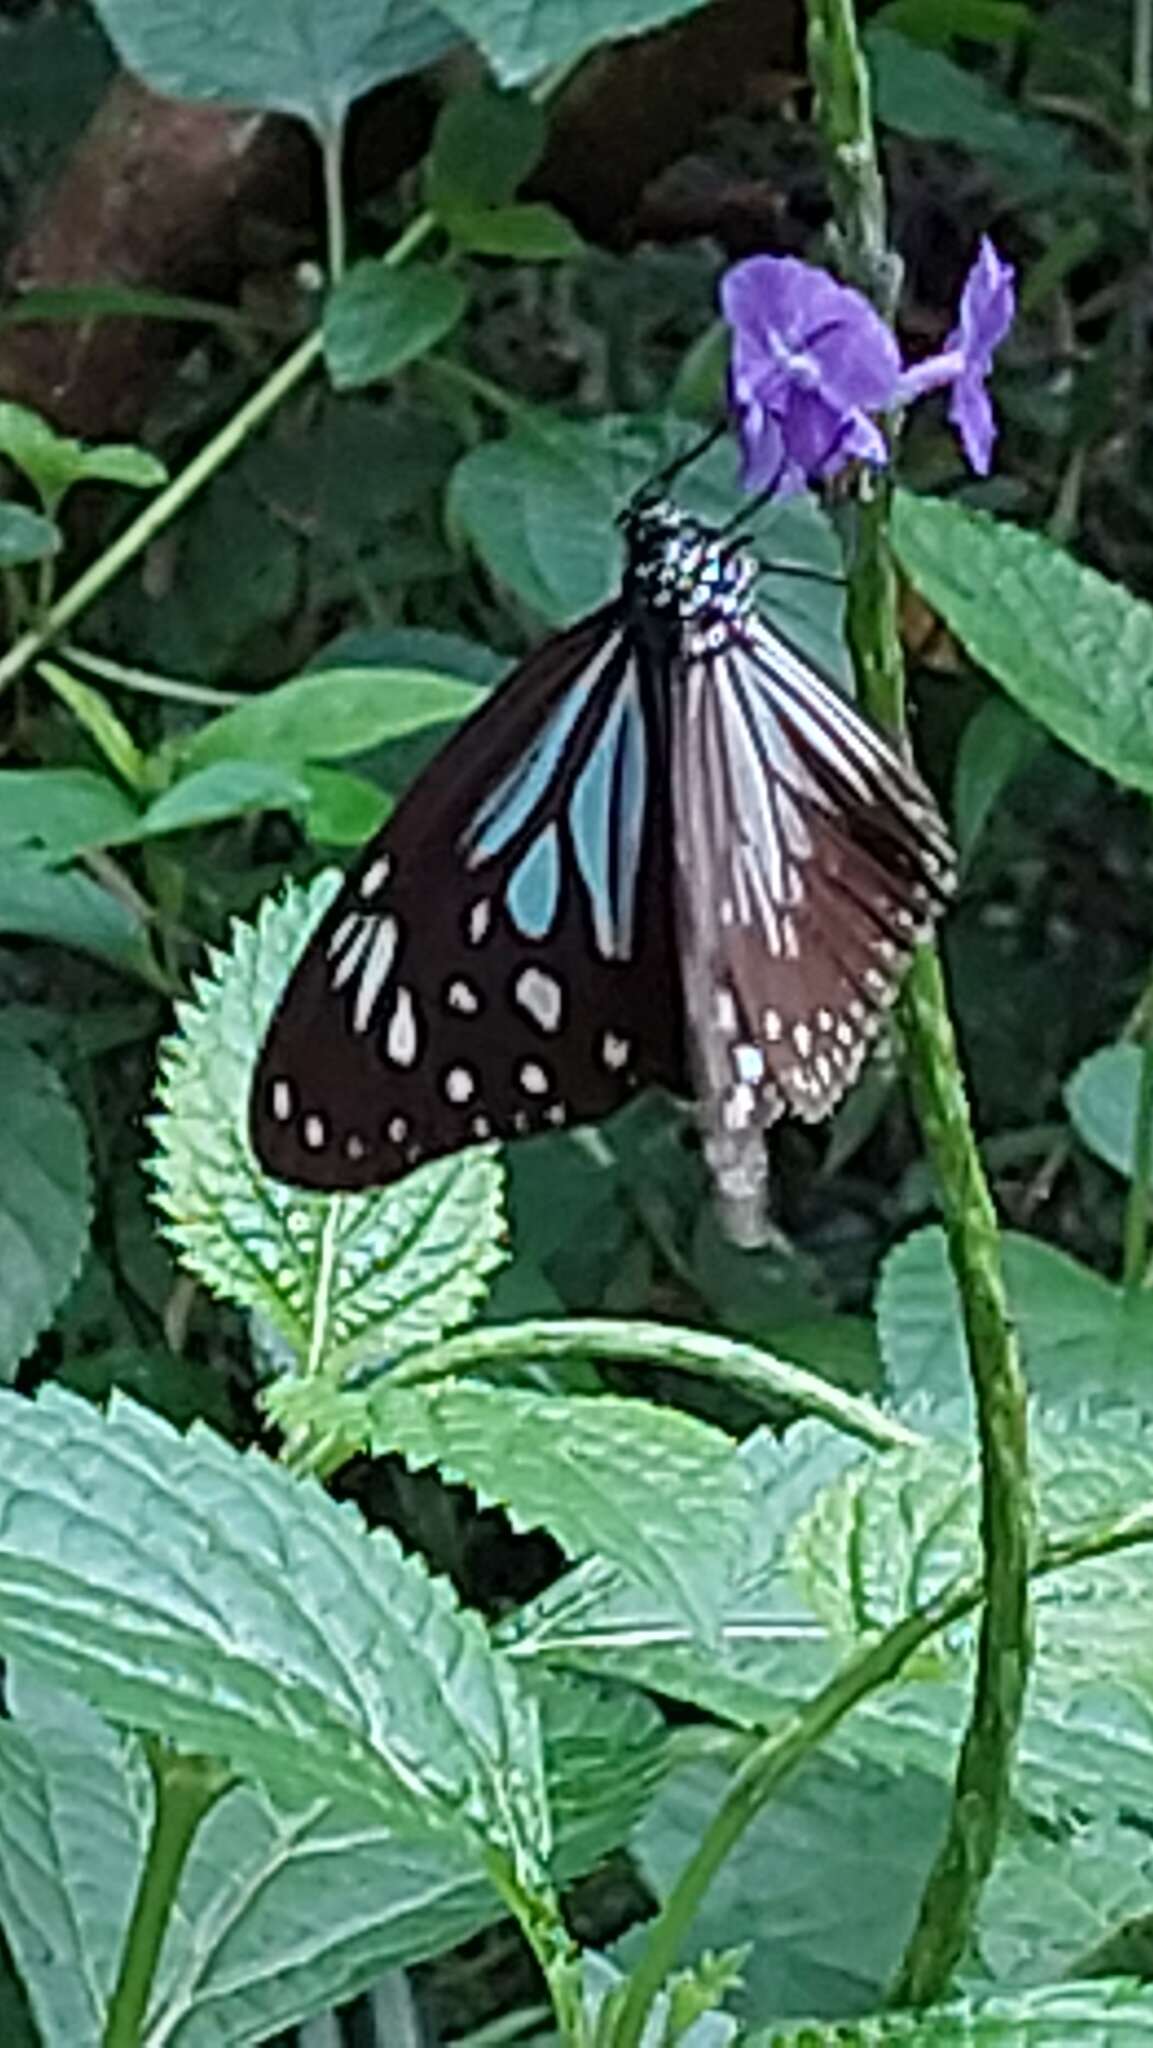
[672,612,954,1237]
[251,610,685,1189]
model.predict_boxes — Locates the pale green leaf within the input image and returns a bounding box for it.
[0,851,156,980]
[1066,1044,1147,1183]
[151,874,506,1377]
[370,1381,752,1641]
[184,664,481,771]
[300,762,391,844]
[39,661,148,788]
[137,759,311,837]
[743,1980,1153,2045]
[0,767,140,859]
[976,1815,1153,1990]
[0,1037,91,1377]
[876,1225,1153,1410]
[893,492,1153,796]
[433,0,709,86]
[0,1387,545,1862]
[323,263,469,390]
[426,86,545,214]
[0,500,60,564]
[85,0,458,131]
[0,399,164,503]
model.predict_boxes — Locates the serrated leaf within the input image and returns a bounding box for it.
[86,0,458,132]
[893,492,1153,796]
[742,1979,1153,2045]
[0,500,60,564]
[151,873,506,1377]
[0,767,140,859]
[370,1381,752,1641]
[1066,1044,1148,1183]
[323,263,469,390]
[0,1387,545,1865]
[137,759,311,837]
[0,1037,92,1379]
[426,86,545,214]
[184,664,482,771]
[0,1664,661,2048]
[433,0,708,86]
[877,1226,1153,1412]
[0,850,156,980]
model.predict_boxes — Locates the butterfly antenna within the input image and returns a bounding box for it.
[641,421,726,501]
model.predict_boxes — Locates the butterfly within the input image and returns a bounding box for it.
[250,494,954,1241]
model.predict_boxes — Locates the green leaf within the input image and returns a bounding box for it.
[0,852,156,980]
[137,759,311,837]
[433,0,708,86]
[85,0,458,132]
[0,768,140,860]
[1066,1043,1148,1183]
[0,1037,91,1380]
[448,201,585,260]
[952,696,1044,858]
[0,1387,546,1863]
[872,0,1034,45]
[0,399,164,505]
[301,762,391,844]
[39,661,149,789]
[867,26,1092,202]
[631,1754,950,2023]
[0,500,60,564]
[323,262,469,391]
[976,1815,1153,1990]
[876,1226,1153,1410]
[426,86,546,214]
[151,874,506,1378]
[369,1381,752,1641]
[893,492,1153,798]
[185,664,482,771]
[449,422,624,623]
[0,1664,662,2047]
[742,1980,1153,2045]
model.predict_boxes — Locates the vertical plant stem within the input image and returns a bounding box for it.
[103,1748,233,2047]
[320,117,348,283]
[806,0,1033,2007]
[486,1854,589,2047]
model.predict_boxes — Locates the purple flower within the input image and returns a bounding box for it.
[896,238,1016,474]
[720,238,1016,492]
[721,256,901,496]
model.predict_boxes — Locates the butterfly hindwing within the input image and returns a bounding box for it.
[250,610,685,1189]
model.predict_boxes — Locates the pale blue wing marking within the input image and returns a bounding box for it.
[569,661,647,961]
[465,630,624,864]
[507,823,561,938]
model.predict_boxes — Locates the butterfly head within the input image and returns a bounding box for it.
[621,496,757,650]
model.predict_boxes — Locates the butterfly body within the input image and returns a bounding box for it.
[251,498,952,1233]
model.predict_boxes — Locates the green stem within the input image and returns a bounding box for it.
[486,1853,589,2047]
[321,117,348,283]
[392,1317,922,1454]
[1123,965,1153,1294]
[610,1497,1153,2048]
[102,1748,233,2047]
[806,0,1033,2009]
[61,641,245,707]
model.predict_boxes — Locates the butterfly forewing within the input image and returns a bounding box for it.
[251,611,684,1190]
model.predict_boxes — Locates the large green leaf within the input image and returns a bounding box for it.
[0,1388,545,1865]
[370,1380,752,1641]
[86,0,457,132]
[0,1664,662,2048]
[136,760,311,837]
[0,1037,92,1380]
[0,767,140,860]
[434,0,708,85]
[975,1814,1153,1990]
[876,1226,1153,1411]
[743,1981,1153,2046]
[151,874,506,1378]
[0,851,156,979]
[892,492,1153,796]
[184,665,482,772]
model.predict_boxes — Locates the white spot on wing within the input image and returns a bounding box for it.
[271,1079,294,1122]
[345,1132,367,1161]
[303,1113,327,1150]
[386,987,419,1066]
[467,899,491,946]
[715,988,737,1033]
[387,1114,408,1143]
[444,1065,476,1104]
[447,978,481,1015]
[360,854,391,898]
[352,915,398,1035]
[601,1030,630,1071]
[519,1060,550,1096]
[515,965,563,1033]
[733,1043,764,1084]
